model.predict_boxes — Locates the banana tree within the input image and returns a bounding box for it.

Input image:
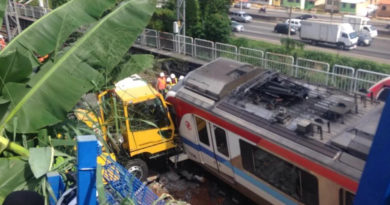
[0,0,156,202]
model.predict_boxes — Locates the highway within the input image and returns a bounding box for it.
[230,8,390,64]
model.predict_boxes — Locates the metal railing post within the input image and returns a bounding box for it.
[77,135,97,205]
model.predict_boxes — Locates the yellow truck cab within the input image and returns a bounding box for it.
[76,75,177,180]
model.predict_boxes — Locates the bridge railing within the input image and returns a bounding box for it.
[8,3,49,19]
[15,7,389,93]
[135,28,390,94]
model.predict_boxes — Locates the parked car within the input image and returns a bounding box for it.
[274,23,296,35]
[231,21,244,32]
[234,2,251,9]
[296,14,317,20]
[231,11,253,22]
[285,19,302,31]
[357,32,372,46]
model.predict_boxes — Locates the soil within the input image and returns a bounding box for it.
[147,159,256,205]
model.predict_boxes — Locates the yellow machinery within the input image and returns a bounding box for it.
[76,75,177,181]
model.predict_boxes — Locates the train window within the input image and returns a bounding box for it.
[339,189,355,205]
[195,116,210,146]
[214,126,229,157]
[239,140,319,205]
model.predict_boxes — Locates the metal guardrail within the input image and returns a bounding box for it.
[9,3,389,94]
[8,4,49,19]
[135,28,390,94]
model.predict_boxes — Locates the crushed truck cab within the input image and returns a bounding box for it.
[76,75,177,180]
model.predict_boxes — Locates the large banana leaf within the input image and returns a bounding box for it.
[1,0,156,133]
[0,0,116,68]
[0,49,32,92]
[113,54,155,82]
[0,157,36,204]
[0,0,6,27]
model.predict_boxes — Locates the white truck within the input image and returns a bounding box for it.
[300,21,358,50]
[343,15,377,38]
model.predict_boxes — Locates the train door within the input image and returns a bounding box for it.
[209,123,234,178]
[194,116,218,170]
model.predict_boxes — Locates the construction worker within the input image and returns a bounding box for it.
[170,73,177,85]
[166,77,172,91]
[156,72,167,95]
[0,35,7,50]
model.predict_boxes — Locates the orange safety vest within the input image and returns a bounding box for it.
[0,39,6,50]
[156,77,166,91]
[39,54,49,63]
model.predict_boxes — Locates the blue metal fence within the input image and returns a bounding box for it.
[101,156,164,205]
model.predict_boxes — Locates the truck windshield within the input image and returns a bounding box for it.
[128,98,170,131]
[349,32,358,39]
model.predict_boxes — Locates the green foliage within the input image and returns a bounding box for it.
[280,38,304,52]
[51,0,70,8]
[149,0,231,42]
[0,0,6,27]
[148,8,175,33]
[0,157,37,204]
[28,147,54,178]
[203,13,231,43]
[112,54,155,82]
[0,0,156,133]
[185,0,203,38]
[229,37,249,48]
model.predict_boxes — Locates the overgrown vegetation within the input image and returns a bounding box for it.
[0,0,156,203]
[148,0,232,42]
[229,37,390,74]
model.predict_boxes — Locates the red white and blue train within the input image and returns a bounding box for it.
[166,58,384,205]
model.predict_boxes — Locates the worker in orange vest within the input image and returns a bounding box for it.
[156,72,167,95]
[0,35,7,50]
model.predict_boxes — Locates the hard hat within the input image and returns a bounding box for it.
[170,73,176,79]
[160,72,165,77]
[166,77,172,83]
[0,34,3,38]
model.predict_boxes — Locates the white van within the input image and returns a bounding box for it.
[231,11,252,23]
[285,19,302,30]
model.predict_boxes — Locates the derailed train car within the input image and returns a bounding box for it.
[166,58,384,205]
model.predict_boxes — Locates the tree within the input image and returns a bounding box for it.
[199,0,231,42]
[203,13,231,43]
[185,0,202,38]
[148,8,176,32]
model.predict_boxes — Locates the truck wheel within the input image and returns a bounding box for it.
[125,159,148,181]
[337,43,345,50]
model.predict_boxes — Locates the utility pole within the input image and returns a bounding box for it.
[5,0,22,41]
[176,0,186,36]
[330,0,334,23]
[240,0,243,11]
[288,7,292,37]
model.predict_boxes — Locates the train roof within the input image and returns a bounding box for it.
[173,58,383,181]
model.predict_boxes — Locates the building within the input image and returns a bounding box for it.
[376,0,390,17]
[282,0,306,9]
[305,0,326,10]
[325,0,370,15]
